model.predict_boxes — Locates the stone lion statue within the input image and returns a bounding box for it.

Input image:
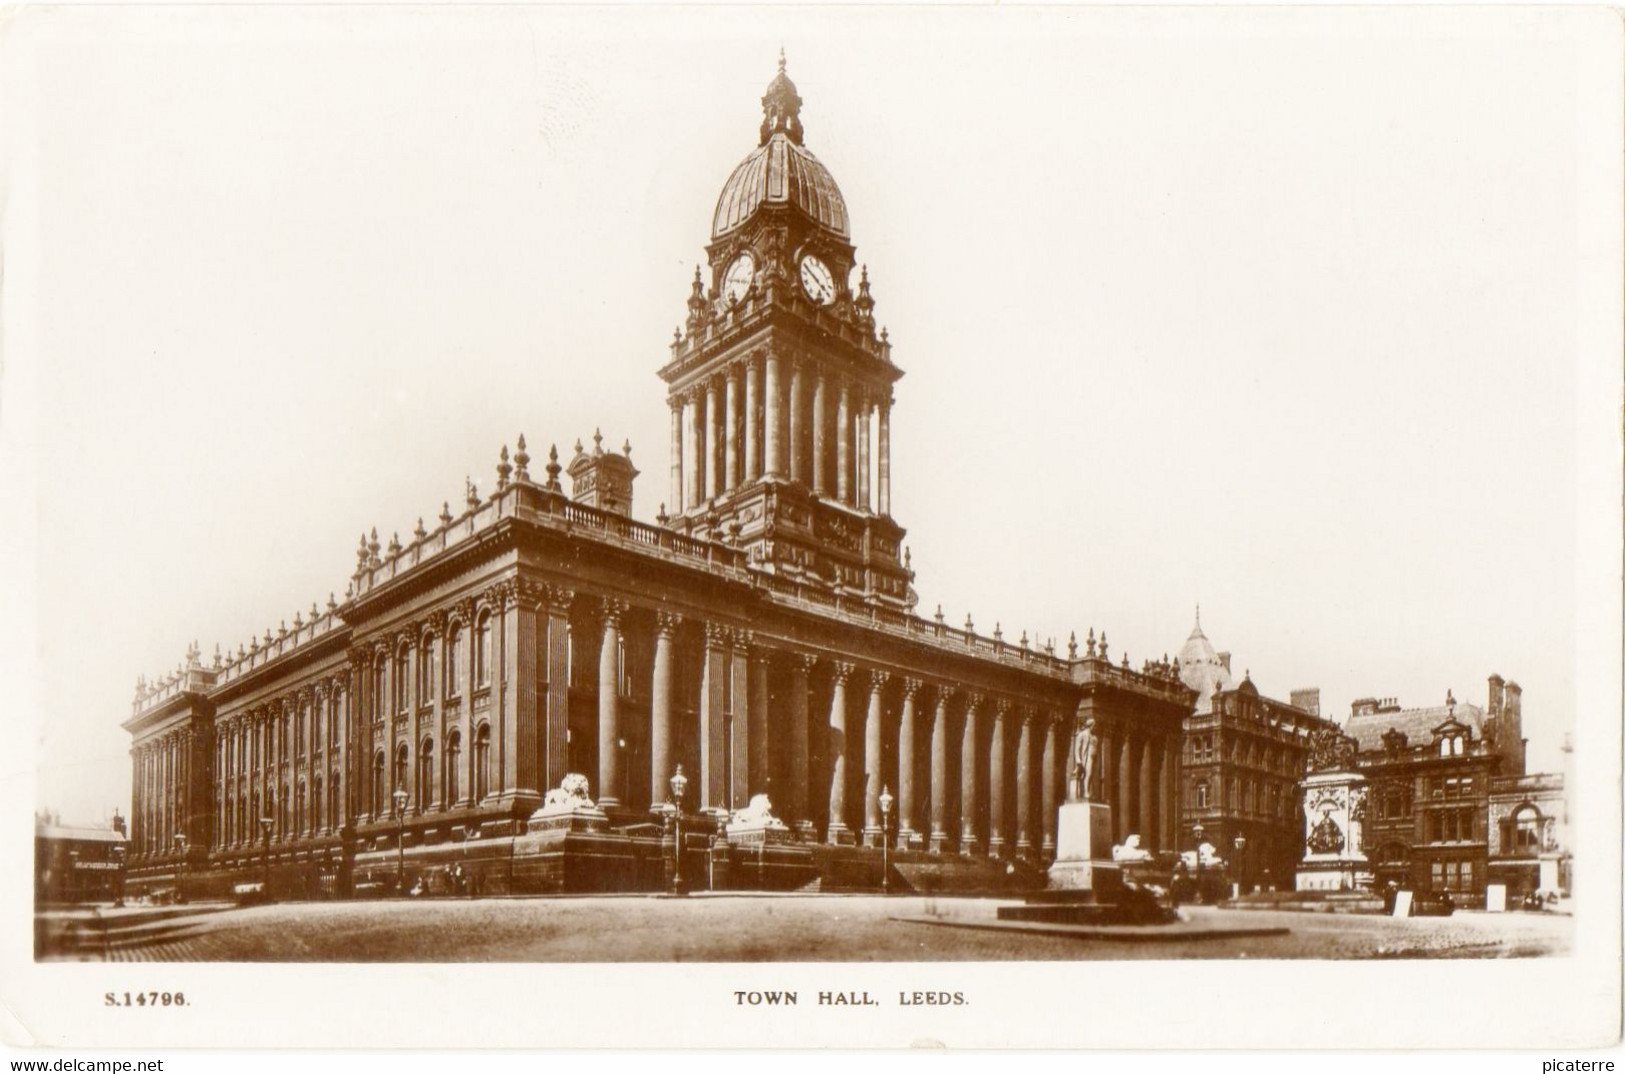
[1112,834,1153,863]
[730,793,788,830]
[541,773,595,812]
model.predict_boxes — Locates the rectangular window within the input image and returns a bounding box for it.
[1431,861,1445,890]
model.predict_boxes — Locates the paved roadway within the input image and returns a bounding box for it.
[93,895,1573,962]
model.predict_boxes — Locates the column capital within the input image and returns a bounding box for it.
[424,609,448,637]
[729,626,753,651]
[993,698,1013,720]
[725,361,744,384]
[830,659,855,684]
[703,622,730,649]
[655,610,684,638]
[868,669,891,694]
[600,597,629,628]
[901,676,924,699]
[934,684,959,707]
[793,652,818,674]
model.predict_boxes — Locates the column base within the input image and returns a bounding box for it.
[959,832,980,857]
[826,822,855,846]
[862,826,884,848]
[897,826,922,851]
[988,836,1007,858]
[794,820,819,843]
[928,829,950,854]
[1041,836,1056,857]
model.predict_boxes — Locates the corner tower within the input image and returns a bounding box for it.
[659,54,914,608]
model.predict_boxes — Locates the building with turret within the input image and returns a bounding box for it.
[120,58,1194,900]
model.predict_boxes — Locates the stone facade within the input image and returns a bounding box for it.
[120,59,1194,899]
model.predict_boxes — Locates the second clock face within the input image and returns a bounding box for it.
[799,256,836,305]
[722,252,755,304]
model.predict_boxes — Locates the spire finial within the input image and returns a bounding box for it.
[1195,602,1201,628]
[778,46,787,74]
[760,49,804,146]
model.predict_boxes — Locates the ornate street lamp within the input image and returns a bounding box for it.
[878,785,894,896]
[392,787,410,896]
[1233,833,1248,896]
[669,765,689,896]
[173,834,188,904]
[1193,822,1206,905]
[259,816,273,898]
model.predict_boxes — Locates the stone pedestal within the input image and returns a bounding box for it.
[1046,801,1120,892]
[1296,770,1371,892]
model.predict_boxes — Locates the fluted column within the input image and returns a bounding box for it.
[856,393,871,511]
[1016,709,1034,858]
[744,357,762,482]
[811,372,829,495]
[542,588,573,794]
[929,688,953,853]
[704,378,721,501]
[988,701,1008,856]
[699,624,728,810]
[1159,736,1176,852]
[596,600,626,808]
[668,399,682,517]
[959,695,981,855]
[826,661,855,843]
[724,365,742,493]
[1139,736,1155,849]
[788,360,806,484]
[728,633,750,810]
[649,612,680,804]
[764,351,784,476]
[897,678,921,849]
[748,647,770,803]
[1116,733,1133,844]
[877,395,892,516]
[787,655,813,833]
[1041,716,1058,858]
[862,671,890,847]
[836,380,853,505]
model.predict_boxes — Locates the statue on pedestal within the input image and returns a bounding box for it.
[1070,717,1101,803]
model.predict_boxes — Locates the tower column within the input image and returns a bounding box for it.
[649,612,679,804]
[811,372,829,495]
[764,351,784,476]
[704,378,721,501]
[1015,708,1034,858]
[877,395,892,516]
[728,634,750,809]
[836,380,853,505]
[897,678,921,849]
[683,390,702,510]
[744,357,762,482]
[856,393,871,511]
[826,661,854,843]
[596,600,625,810]
[725,365,742,493]
[748,647,770,801]
[1117,733,1133,844]
[668,399,682,518]
[1159,735,1176,852]
[699,624,728,810]
[988,701,1008,856]
[861,671,890,846]
[788,359,806,484]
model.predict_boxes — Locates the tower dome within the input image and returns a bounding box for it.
[711,53,850,241]
[1177,607,1234,714]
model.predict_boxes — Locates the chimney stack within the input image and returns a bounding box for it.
[1289,688,1321,717]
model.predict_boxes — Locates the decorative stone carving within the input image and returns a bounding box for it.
[1070,716,1101,803]
[1307,814,1346,855]
[540,773,596,813]
[1111,834,1153,863]
[1307,728,1358,773]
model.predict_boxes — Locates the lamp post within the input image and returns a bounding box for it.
[878,785,894,895]
[1233,833,1247,896]
[259,816,273,898]
[112,845,126,908]
[669,765,688,896]
[392,787,409,896]
[173,834,188,904]
[1193,822,1206,905]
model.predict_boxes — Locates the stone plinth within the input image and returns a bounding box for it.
[1046,801,1120,892]
[1296,769,1371,893]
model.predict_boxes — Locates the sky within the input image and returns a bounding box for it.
[4,6,1612,827]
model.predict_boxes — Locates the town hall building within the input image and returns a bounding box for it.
[122,58,1195,898]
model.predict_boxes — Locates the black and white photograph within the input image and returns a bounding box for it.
[2,3,1620,1056]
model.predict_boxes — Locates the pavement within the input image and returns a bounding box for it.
[42,894,1574,963]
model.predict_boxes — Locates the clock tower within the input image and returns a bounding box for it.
[659,54,914,608]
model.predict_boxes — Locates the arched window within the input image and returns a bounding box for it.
[373,664,386,721]
[329,770,341,829]
[1512,805,1542,850]
[371,752,385,817]
[394,744,409,798]
[296,781,307,836]
[312,775,323,832]
[419,633,438,704]
[446,624,463,696]
[396,646,411,713]
[474,723,491,801]
[418,738,435,811]
[446,730,462,806]
[475,613,492,687]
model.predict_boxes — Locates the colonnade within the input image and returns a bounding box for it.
[669,354,892,515]
[131,729,196,859]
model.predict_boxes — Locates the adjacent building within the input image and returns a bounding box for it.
[121,59,1194,899]
[1176,612,1338,890]
[35,811,127,905]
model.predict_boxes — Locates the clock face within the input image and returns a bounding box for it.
[722,252,756,304]
[799,256,836,305]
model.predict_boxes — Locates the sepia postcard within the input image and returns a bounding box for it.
[1,3,1620,1056]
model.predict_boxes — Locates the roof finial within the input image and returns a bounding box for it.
[1195,602,1201,628]
[778,46,787,75]
[760,49,804,146]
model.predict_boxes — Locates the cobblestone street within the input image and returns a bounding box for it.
[72,896,1575,962]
